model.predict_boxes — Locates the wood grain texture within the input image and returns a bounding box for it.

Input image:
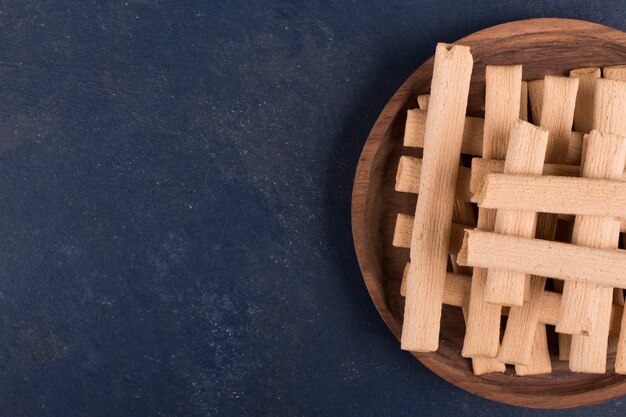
[401,43,473,352]
[484,120,548,306]
[351,18,626,408]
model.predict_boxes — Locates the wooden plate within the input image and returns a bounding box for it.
[351,18,626,409]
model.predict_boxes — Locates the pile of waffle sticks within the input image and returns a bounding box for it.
[396,42,626,375]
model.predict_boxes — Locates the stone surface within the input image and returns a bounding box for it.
[1,1,626,415]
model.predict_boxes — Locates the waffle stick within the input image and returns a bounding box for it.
[400,43,473,352]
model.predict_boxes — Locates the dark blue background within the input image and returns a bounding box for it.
[1,1,625,416]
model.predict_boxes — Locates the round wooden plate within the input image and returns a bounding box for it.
[351,18,626,409]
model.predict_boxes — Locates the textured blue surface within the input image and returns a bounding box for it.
[1,1,626,416]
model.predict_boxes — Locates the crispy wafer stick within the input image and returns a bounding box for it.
[482,77,577,366]
[400,157,626,230]
[468,158,626,232]
[400,87,474,280]
[462,65,521,358]
[515,80,532,304]
[458,230,626,289]
[392,213,467,253]
[520,81,528,122]
[417,94,430,110]
[393,212,624,269]
[400,267,471,303]
[470,158,626,193]
[567,130,584,165]
[604,65,626,81]
[498,216,556,375]
[616,300,626,373]
[452,199,476,232]
[514,324,551,375]
[401,267,619,373]
[465,318,506,374]
[569,300,612,373]
[405,108,585,164]
[558,132,626,341]
[593,78,626,137]
[401,44,473,352]
[396,154,626,212]
[456,214,492,378]
[598,77,626,374]
[514,76,578,354]
[429,80,479,277]
[400,269,624,334]
[395,156,472,201]
[609,290,624,354]
[392,213,416,249]
[394,156,425,194]
[451,203,475,275]
[415,91,475,235]
[541,76,579,162]
[399,266,505,374]
[570,67,600,133]
[504,214,566,371]
[403,109,483,155]
[484,120,548,306]
[475,174,626,217]
[481,65,523,159]
[498,274,547,366]
[558,334,571,361]
[551,276,571,361]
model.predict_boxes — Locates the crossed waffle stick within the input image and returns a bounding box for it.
[396,43,626,375]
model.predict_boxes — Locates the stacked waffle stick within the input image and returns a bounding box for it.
[396,42,626,375]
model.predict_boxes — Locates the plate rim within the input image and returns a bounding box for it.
[350,17,626,409]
